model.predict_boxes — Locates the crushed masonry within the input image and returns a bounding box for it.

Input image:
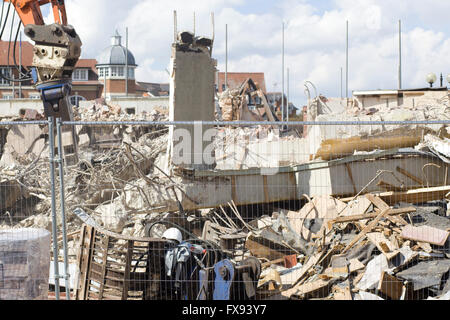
[0,31,449,301]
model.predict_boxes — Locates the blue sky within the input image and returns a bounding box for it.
[29,1,450,107]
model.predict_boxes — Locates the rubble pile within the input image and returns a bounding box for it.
[0,97,449,300]
[218,88,264,121]
[217,77,273,122]
[247,195,450,300]
[310,103,450,161]
[0,102,169,255]
[74,99,168,122]
[218,89,241,121]
[169,191,448,300]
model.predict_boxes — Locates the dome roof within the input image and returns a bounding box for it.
[97,31,137,66]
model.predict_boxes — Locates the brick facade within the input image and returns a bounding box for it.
[0,40,103,103]
[103,79,136,95]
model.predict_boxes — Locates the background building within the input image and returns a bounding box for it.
[96,31,138,99]
[136,82,169,97]
[0,40,103,106]
[216,72,266,93]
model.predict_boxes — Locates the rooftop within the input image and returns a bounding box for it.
[217,72,266,93]
[136,82,169,97]
[353,87,450,96]
[96,31,137,67]
[0,40,98,71]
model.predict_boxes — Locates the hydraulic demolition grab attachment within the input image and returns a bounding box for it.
[2,0,82,120]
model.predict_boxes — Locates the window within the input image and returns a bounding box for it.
[0,68,12,86]
[69,95,86,107]
[2,94,13,100]
[127,67,134,79]
[99,67,104,77]
[72,69,88,81]
[111,67,118,77]
[118,67,124,77]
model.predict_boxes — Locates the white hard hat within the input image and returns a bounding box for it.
[162,228,182,244]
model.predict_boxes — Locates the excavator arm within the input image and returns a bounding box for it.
[3,0,82,120]
[6,0,67,26]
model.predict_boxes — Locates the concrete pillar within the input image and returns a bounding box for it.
[168,33,217,170]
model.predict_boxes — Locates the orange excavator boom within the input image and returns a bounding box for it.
[4,0,68,26]
[2,0,81,122]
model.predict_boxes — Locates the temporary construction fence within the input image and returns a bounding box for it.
[0,118,449,300]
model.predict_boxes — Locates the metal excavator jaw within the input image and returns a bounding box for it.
[24,23,82,120]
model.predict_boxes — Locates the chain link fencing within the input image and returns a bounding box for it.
[0,119,449,300]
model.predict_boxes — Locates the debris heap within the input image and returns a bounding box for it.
[0,97,449,300]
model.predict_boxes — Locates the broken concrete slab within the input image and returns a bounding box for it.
[0,124,46,166]
[400,225,449,246]
[356,254,389,291]
[95,200,129,233]
[390,245,419,273]
[355,291,384,300]
[422,134,450,163]
[396,259,450,291]
[287,195,347,242]
[0,180,22,210]
[408,207,450,229]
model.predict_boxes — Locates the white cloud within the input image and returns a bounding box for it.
[30,0,450,107]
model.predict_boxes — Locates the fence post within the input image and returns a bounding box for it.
[56,117,71,299]
[48,116,61,300]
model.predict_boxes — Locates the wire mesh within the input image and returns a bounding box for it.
[0,121,52,300]
[0,120,449,300]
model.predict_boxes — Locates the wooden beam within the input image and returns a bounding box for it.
[261,257,285,268]
[281,251,324,297]
[122,240,133,300]
[315,135,421,161]
[287,279,332,300]
[98,235,110,299]
[80,226,96,300]
[396,166,424,185]
[328,206,415,228]
[75,225,87,300]
[366,194,409,226]
[376,180,405,192]
[366,232,399,260]
[365,193,389,210]
[341,207,391,254]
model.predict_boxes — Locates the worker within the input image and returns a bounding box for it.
[162,228,206,299]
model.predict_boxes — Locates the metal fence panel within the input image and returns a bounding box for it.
[1,120,449,300]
